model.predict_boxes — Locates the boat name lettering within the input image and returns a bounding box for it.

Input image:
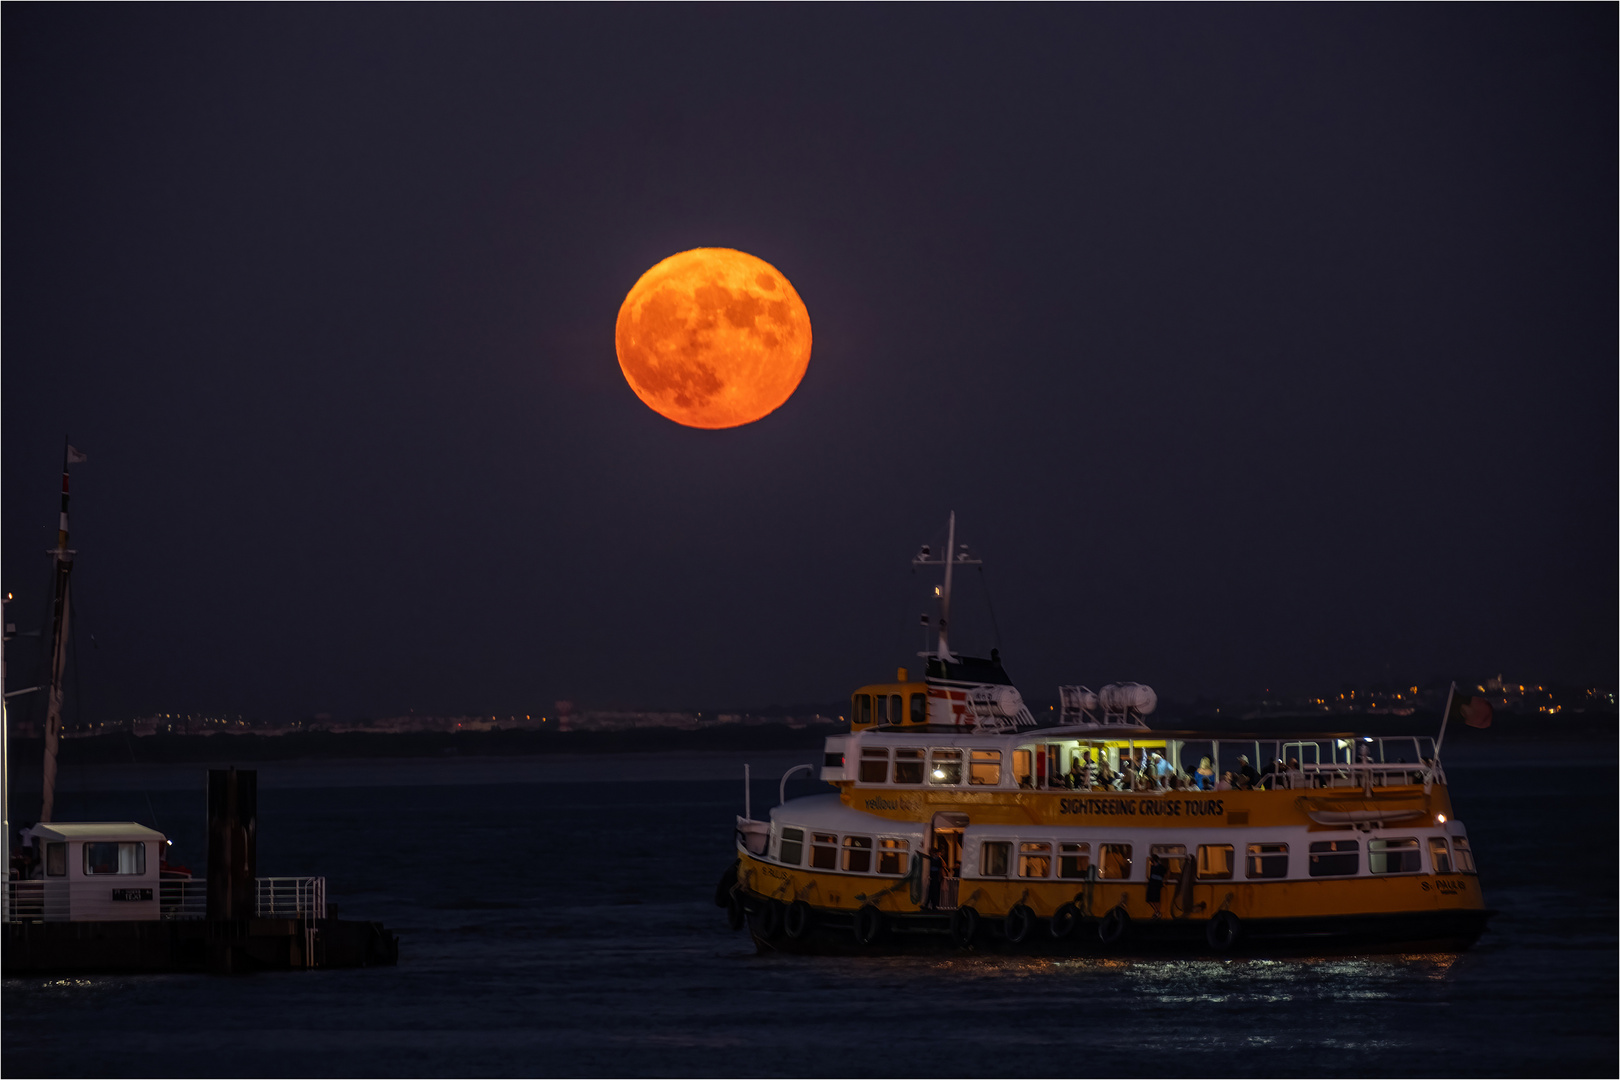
[1057,797,1225,818]
[864,796,918,812]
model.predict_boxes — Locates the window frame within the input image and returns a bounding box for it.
[1099,843,1133,880]
[968,749,1002,787]
[876,837,909,876]
[1057,842,1092,880]
[842,835,874,874]
[1246,842,1289,880]
[980,840,1012,878]
[909,693,927,724]
[893,747,925,784]
[1368,837,1422,875]
[928,747,964,786]
[1451,836,1476,874]
[1307,839,1360,877]
[83,841,146,877]
[778,827,805,867]
[858,746,890,784]
[1018,841,1053,879]
[1197,844,1235,880]
[45,842,66,877]
[809,831,838,870]
[854,694,872,726]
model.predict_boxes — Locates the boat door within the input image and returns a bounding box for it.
[927,813,969,910]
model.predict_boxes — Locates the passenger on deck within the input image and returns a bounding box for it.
[1284,757,1303,788]
[1146,855,1167,918]
[1259,758,1284,789]
[1154,752,1173,788]
[1121,756,1138,790]
[1065,755,1086,789]
[1195,756,1215,790]
[1215,771,1234,791]
[1097,758,1117,790]
[1236,755,1261,789]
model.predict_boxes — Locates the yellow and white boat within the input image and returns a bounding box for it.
[719,516,1492,955]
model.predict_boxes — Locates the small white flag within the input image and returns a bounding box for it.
[66,445,88,464]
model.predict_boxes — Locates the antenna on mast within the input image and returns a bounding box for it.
[912,511,980,662]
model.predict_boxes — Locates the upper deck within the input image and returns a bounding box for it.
[819,725,1450,830]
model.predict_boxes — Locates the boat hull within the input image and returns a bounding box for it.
[736,890,1492,957]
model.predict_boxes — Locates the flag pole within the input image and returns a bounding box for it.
[1433,681,1457,762]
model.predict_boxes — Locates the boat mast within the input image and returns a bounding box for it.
[912,512,980,663]
[40,439,80,824]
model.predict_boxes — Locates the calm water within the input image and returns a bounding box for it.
[4,744,1615,1077]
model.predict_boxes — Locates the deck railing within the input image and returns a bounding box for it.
[7,876,326,923]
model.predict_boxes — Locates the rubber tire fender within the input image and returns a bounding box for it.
[784,899,813,940]
[1003,903,1035,945]
[1098,906,1131,945]
[854,904,885,947]
[1049,901,1080,940]
[753,898,785,940]
[714,861,739,908]
[726,892,746,932]
[950,905,981,948]
[1206,910,1241,952]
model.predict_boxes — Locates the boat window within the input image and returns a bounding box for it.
[1018,842,1052,878]
[909,693,927,724]
[873,694,888,724]
[928,748,963,786]
[1451,836,1476,873]
[1428,837,1452,874]
[980,841,1011,877]
[1013,749,1033,789]
[889,695,903,725]
[1246,843,1288,879]
[842,836,873,873]
[1099,843,1133,880]
[1308,839,1359,877]
[778,827,804,866]
[1197,844,1235,880]
[1149,843,1187,876]
[45,842,66,877]
[876,837,908,875]
[893,747,925,784]
[1058,842,1091,879]
[810,832,838,870]
[84,842,145,876]
[859,746,890,783]
[969,749,1001,786]
[1369,837,1422,874]
[854,694,871,726]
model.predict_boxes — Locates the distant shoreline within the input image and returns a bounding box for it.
[11,709,1612,768]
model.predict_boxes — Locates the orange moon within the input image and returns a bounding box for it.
[614,248,812,429]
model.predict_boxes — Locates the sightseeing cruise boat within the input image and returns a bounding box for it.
[719,516,1492,954]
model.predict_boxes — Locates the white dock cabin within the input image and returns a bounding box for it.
[21,822,165,922]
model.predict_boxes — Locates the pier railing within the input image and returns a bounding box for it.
[6,876,326,923]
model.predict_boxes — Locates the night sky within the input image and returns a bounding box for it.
[4,7,1614,724]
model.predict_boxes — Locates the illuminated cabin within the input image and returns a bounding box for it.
[720,515,1492,955]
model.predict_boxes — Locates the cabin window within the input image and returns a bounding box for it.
[854,694,871,726]
[1149,843,1188,876]
[1018,842,1052,878]
[859,747,890,783]
[1099,843,1133,880]
[1369,837,1422,874]
[909,693,927,724]
[1246,843,1288,879]
[1013,749,1033,789]
[1428,837,1452,874]
[1058,842,1091,879]
[1308,839,1359,877]
[980,841,1011,877]
[928,748,963,786]
[893,747,925,784]
[842,836,873,873]
[889,695,903,725]
[1451,836,1476,873]
[969,749,1001,786]
[876,838,908,875]
[1197,844,1235,880]
[810,832,838,870]
[45,842,66,877]
[778,827,805,866]
[84,842,146,876]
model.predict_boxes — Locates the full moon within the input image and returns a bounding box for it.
[614,248,812,429]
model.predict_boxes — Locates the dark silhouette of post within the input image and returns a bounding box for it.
[206,769,258,971]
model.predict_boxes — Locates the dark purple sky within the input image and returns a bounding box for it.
[4,7,1614,722]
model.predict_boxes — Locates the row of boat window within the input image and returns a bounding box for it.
[775,828,1476,880]
[38,841,147,877]
[858,746,1006,786]
[855,693,928,726]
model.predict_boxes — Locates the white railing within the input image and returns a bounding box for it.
[257,876,327,920]
[5,881,67,922]
[161,878,207,920]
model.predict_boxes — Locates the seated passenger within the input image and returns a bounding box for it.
[1195,756,1215,790]
[1284,757,1303,789]
[1236,755,1261,790]
[1215,771,1234,791]
[1065,756,1085,789]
